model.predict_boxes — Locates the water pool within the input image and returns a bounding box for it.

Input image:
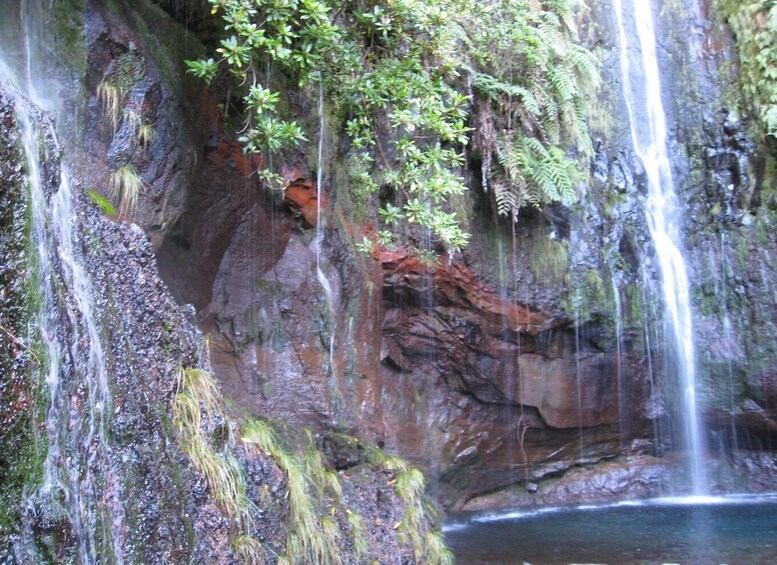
[444,494,777,564]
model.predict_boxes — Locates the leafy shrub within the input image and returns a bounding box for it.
[719,0,777,140]
[187,0,597,249]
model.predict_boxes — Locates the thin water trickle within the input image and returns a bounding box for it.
[641,269,663,450]
[611,274,625,447]
[615,0,706,494]
[717,233,739,451]
[573,287,585,459]
[313,75,339,424]
[495,239,516,480]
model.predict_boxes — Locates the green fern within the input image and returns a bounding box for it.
[720,0,777,140]
[467,0,597,221]
[495,133,577,215]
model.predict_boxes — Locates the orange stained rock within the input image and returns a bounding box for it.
[381,250,557,335]
[208,140,263,177]
[283,177,325,227]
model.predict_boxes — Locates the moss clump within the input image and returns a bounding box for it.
[528,234,569,285]
[52,0,87,77]
[0,101,48,534]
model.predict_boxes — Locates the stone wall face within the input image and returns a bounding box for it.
[82,0,777,514]
[144,0,777,511]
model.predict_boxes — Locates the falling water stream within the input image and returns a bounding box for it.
[2,1,122,561]
[314,76,339,422]
[614,0,707,494]
[611,274,626,447]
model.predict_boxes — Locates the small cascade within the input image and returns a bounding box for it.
[716,233,738,451]
[3,2,123,559]
[313,75,338,420]
[611,275,625,448]
[572,286,586,458]
[641,269,665,452]
[615,0,707,493]
[18,109,121,563]
[315,76,329,293]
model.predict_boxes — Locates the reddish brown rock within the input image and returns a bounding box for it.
[375,249,651,507]
[283,175,324,227]
[381,252,559,335]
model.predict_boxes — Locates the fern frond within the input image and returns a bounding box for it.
[548,65,574,102]
[568,45,599,86]
[541,98,561,144]
[546,0,577,35]
[493,182,519,217]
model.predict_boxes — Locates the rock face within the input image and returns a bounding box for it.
[5,1,776,549]
[1,1,447,562]
[75,0,207,249]
[377,251,654,507]
[0,90,40,534]
[0,78,231,560]
[149,0,777,513]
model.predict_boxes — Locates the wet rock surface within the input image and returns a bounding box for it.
[459,449,777,514]
[76,0,206,249]
[3,0,773,549]
[378,250,653,508]
[0,90,39,540]
[0,2,449,561]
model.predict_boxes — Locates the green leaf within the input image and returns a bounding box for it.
[88,189,116,216]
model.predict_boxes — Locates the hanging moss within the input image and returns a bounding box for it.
[527,234,569,285]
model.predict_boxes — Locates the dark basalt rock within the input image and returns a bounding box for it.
[75,0,207,249]
[42,0,777,527]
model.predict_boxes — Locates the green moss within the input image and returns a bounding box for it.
[528,235,569,285]
[157,405,196,557]
[0,127,48,533]
[624,283,643,330]
[719,1,777,139]
[112,0,208,97]
[52,0,87,77]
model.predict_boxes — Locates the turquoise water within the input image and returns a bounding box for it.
[444,495,777,564]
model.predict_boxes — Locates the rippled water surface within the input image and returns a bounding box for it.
[444,495,777,564]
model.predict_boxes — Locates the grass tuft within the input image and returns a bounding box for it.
[108,164,144,217]
[231,534,266,564]
[125,109,157,149]
[242,419,346,565]
[97,80,123,133]
[394,468,425,503]
[172,366,254,529]
[425,530,455,565]
[345,509,369,561]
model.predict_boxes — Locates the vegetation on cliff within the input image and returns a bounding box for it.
[719,0,777,144]
[186,0,597,250]
[174,366,452,563]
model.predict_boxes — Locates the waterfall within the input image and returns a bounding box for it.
[611,275,625,447]
[313,75,339,422]
[2,1,123,560]
[614,0,707,494]
[18,108,122,563]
